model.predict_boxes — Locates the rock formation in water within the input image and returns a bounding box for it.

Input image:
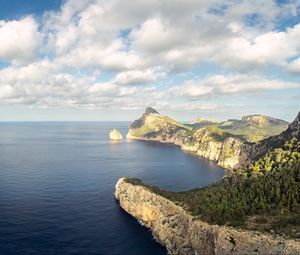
[126,108,295,170]
[109,129,123,140]
[115,177,300,255]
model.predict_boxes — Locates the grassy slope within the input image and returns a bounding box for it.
[218,119,288,143]
[129,114,192,137]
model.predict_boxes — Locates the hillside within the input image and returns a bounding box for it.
[218,115,289,142]
[125,111,300,236]
[127,107,192,138]
[187,114,288,142]
[129,137,300,238]
[118,110,300,254]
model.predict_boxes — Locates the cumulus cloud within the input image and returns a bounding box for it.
[40,0,300,72]
[113,68,166,85]
[210,23,300,70]
[0,17,41,65]
[170,74,300,98]
[1,0,300,116]
[129,18,186,53]
[0,61,162,109]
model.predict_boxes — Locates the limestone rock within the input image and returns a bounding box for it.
[109,129,123,140]
[115,178,300,255]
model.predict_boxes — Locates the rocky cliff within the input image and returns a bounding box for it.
[127,108,246,169]
[126,108,296,170]
[115,178,300,255]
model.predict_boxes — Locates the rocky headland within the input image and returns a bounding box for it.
[116,109,300,255]
[115,177,300,255]
[126,107,292,170]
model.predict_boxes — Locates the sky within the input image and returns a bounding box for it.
[0,0,300,121]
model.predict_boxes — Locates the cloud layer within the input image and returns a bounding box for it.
[0,0,299,117]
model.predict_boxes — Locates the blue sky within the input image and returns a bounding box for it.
[0,0,299,121]
[0,0,62,19]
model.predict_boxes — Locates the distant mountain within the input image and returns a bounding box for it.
[218,114,289,142]
[187,117,219,129]
[240,111,300,166]
[241,114,288,125]
[186,114,288,142]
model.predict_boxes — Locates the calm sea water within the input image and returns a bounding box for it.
[0,122,225,255]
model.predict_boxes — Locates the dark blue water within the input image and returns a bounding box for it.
[0,122,225,255]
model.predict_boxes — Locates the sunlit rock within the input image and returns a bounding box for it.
[109,129,123,140]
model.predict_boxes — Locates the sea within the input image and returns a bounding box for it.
[0,122,225,255]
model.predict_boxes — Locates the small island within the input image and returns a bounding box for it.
[109,129,123,140]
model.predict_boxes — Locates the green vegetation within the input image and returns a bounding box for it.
[129,114,192,137]
[126,138,300,238]
[129,125,153,137]
[217,117,288,142]
[162,116,192,130]
[201,125,236,142]
[187,115,288,142]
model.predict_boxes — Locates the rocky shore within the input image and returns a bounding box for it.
[115,177,300,255]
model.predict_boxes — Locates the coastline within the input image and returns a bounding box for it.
[115,177,300,255]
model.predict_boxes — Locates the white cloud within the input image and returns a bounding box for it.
[39,0,300,72]
[170,74,300,98]
[58,39,144,70]
[130,18,186,53]
[0,85,16,99]
[1,0,300,117]
[287,57,300,74]
[0,17,41,65]
[113,68,166,85]
[0,61,161,109]
[210,23,300,70]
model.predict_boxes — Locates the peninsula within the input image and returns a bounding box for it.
[126,107,289,169]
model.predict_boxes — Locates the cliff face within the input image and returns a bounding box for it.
[115,178,300,255]
[127,109,246,169]
[180,127,244,169]
[127,108,298,170]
